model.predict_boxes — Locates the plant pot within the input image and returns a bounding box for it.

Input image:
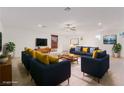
[0,57,8,63]
[114,53,120,58]
[8,52,14,58]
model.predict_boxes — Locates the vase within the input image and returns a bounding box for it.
[114,53,120,58]
[8,52,15,58]
[0,57,8,63]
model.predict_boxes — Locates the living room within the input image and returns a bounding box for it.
[0,7,124,86]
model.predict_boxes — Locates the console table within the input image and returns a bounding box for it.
[0,57,12,86]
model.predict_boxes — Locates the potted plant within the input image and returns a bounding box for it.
[5,42,16,57]
[112,43,122,58]
[0,55,8,63]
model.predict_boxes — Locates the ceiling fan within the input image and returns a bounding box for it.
[64,23,76,31]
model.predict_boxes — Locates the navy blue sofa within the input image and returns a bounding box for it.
[70,46,99,56]
[21,51,71,86]
[81,51,109,80]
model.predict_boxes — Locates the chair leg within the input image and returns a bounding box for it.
[67,79,70,85]
[97,78,100,83]
[30,76,33,81]
[83,72,85,76]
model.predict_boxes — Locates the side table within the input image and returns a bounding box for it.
[0,57,12,86]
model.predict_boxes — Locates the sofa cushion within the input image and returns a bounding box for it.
[85,53,92,56]
[48,55,59,64]
[35,51,49,64]
[97,50,107,58]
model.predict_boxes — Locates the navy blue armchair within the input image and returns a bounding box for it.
[81,54,109,79]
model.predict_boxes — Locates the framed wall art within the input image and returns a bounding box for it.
[103,35,117,44]
[70,38,79,45]
[51,35,58,49]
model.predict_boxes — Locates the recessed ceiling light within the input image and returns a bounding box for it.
[37,24,42,28]
[96,35,101,40]
[98,22,102,26]
[37,24,46,28]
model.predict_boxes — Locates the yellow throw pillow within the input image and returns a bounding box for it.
[28,48,32,52]
[30,50,36,58]
[48,55,59,64]
[82,48,88,53]
[97,50,102,53]
[35,51,49,64]
[92,50,97,58]
[28,48,35,57]
[24,47,36,58]
[24,47,28,51]
[92,50,102,58]
[25,48,32,53]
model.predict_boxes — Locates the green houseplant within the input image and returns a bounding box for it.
[112,43,122,58]
[6,42,15,57]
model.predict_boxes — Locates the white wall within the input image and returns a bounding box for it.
[3,27,74,57]
[3,28,52,57]
[3,26,124,58]
[99,29,124,57]
[80,31,100,47]
[78,29,124,57]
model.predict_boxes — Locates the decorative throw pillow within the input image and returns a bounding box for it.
[30,50,36,58]
[92,50,97,58]
[75,46,81,52]
[90,47,95,53]
[48,55,59,64]
[25,47,32,53]
[24,47,28,51]
[97,50,106,58]
[27,48,36,58]
[35,51,49,64]
[92,50,102,58]
[25,48,35,57]
[82,48,88,53]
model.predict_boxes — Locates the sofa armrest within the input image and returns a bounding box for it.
[81,56,95,62]
[30,59,71,72]
[70,48,75,53]
[95,54,110,70]
[81,54,109,63]
[94,54,109,62]
[30,59,71,85]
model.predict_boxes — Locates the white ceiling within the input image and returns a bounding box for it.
[0,7,124,32]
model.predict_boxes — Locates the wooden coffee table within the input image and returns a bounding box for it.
[58,53,79,64]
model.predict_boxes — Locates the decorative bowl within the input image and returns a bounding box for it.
[0,57,8,63]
